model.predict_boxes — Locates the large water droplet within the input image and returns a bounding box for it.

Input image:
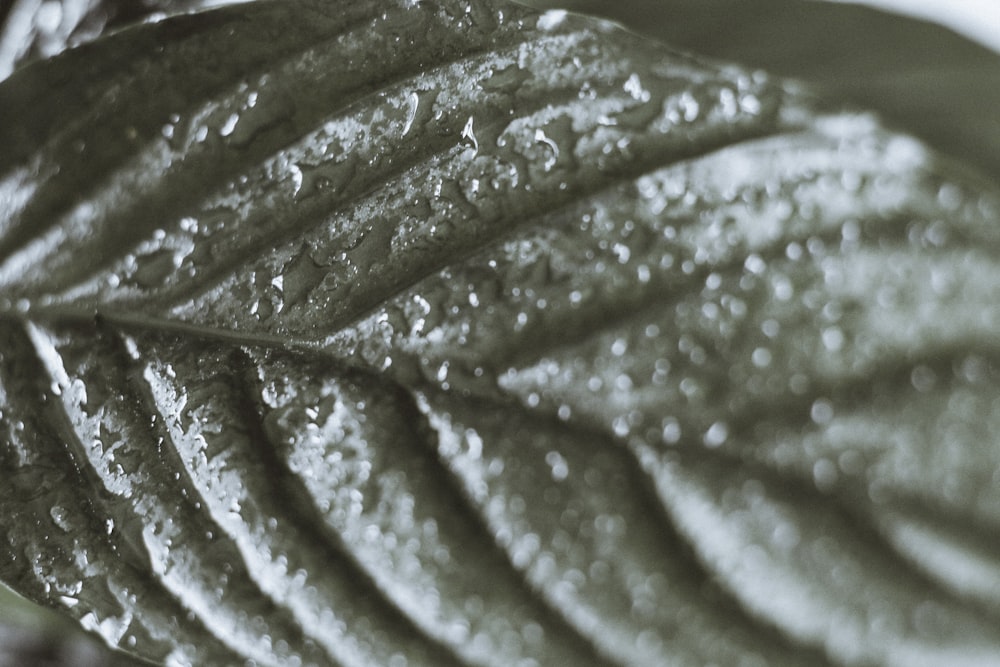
[282,246,329,309]
[402,88,438,137]
[461,116,479,153]
[49,505,72,532]
[296,155,358,199]
[131,249,178,288]
[536,9,568,31]
[480,63,529,93]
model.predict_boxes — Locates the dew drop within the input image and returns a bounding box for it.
[534,128,560,172]
[718,88,738,119]
[813,459,838,492]
[461,115,478,153]
[623,73,651,102]
[402,91,420,135]
[49,506,71,532]
[296,155,358,199]
[703,421,728,448]
[810,399,834,425]
[545,451,569,482]
[281,246,328,308]
[480,62,529,93]
[610,338,628,357]
[219,112,239,137]
[739,93,761,115]
[132,249,178,288]
[661,419,681,444]
[821,327,845,352]
[744,254,766,275]
[751,347,772,368]
[537,9,567,31]
[35,1,62,32]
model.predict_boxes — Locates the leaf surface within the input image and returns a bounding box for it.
[2,1,1000,666]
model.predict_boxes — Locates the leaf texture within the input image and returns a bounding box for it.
[517,0,1000,180]
[1,1,1000,665]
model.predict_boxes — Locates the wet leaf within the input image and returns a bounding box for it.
[1,1,1000,665]
[519,0,1000,179]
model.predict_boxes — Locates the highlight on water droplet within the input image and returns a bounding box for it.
[536,9,567,31]
[461,116,479,153]
[403,91,421,135]
[533,128,559,171]
[703,421,728,448]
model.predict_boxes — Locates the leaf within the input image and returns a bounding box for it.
[518,0,1000,179]
[1,0,1000,665]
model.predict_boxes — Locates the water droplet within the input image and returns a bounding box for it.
[810,399,834,424]
[50,506,72,532]
[813,459,838,492]
[480,62,529,93]
[461,116,478,153]
[623,73,651,102]
[224,89,295,148]
[296,155,358,199]
[610,338,628,356]
[718,88,739,119]
[433,178,476,217]
[703,422,728,447]
[402,91,421,135]
[751,347,772,368]
[545,451,569,482]
[536,9,567,31]
[612,243,631,264]
[35,1,62,32]
[282,246,328,308]
[661,419,681,444]
[132,249,178,288]
[744,254,766,275]
[679,91,700,122]
[219,113,239,137]
[821,327,845,352]
[937,183,963,211]
[533,128,560,172]
[739,93,761,115]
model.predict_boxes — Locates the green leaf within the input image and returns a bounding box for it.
[1,1,1000,666]
[518,0,1000,179]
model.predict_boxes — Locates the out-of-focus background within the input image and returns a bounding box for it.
[828,0,1000,53]
[0,0,998,665]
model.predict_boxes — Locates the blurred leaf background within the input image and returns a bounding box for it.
[0,0,997,664]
